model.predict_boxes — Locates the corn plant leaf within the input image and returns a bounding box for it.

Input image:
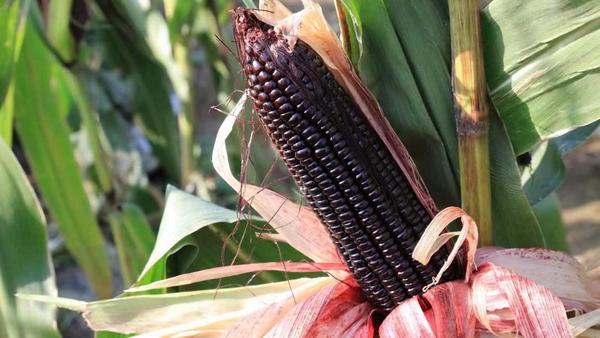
[110,204,162,290]
[136,185,240,282]
[0,80,14,145]
[63,71,113,192]
[340,0,459,210]
[0,137,60,338]
[46,0,75,62]
[128,262,346,292]
[96,0,181,183]
[13,23,112,298]
[521,141,565,206]
[340,0,546,248]
[95,331,130,338]
[0,1,25,104]
[531,194,568,252]
[553,121,600,155]
[137,185,307,290]
[483,0,600,155]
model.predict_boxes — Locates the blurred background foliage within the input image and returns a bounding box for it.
[0,0,598,337]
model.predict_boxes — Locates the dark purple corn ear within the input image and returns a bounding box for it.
[233,8,454,312]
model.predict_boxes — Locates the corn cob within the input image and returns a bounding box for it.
[234,9,454,311]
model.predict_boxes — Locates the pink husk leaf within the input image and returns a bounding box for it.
[476,247,600,308]
[264,279,372,337]
[423,282,476,338]
[224,279,338,338]
[379,297,435,338]
[126,262,347,292]
[472,263,571,337]
[256,232,288,243]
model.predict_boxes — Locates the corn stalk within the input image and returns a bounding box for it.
[449,0,492,246]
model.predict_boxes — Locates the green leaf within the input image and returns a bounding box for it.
[532,193,568,251]
[0,1,26,103]
[0,80,14,145]
[488,111,545,247]
[14,23,112,298]
[104,203,159,337]
[342,0,547,247]
[110,204,161,290]
[483,0,600,155]
[341,0,460,209]
[0,137,60,338]
[63,71,113,192]
[97,0,181,183]
[521,141,565,206]
[553,120,600,154]
[241,0,256,9]
[46,0,75,62]
[95,331,130,338]
[137,185,308,290]
[137,185,241,282]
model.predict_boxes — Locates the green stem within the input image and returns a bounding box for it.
[449,0,493,246]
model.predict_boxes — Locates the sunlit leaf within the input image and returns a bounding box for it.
[0,80,14,145]
[340,0,460,209]
[553,121,600,155]
[0,1,25,104]
[0,137,60,338]
[483,0,600,154]
[13,23,112,298]
[136,185,240,282]
[46,0,75,62]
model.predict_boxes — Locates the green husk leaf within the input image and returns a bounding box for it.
[553,121,599,155]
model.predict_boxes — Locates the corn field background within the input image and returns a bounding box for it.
[0,0,599,337]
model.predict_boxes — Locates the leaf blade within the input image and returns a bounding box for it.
[0,137,60,338]
[14,23,112,298]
